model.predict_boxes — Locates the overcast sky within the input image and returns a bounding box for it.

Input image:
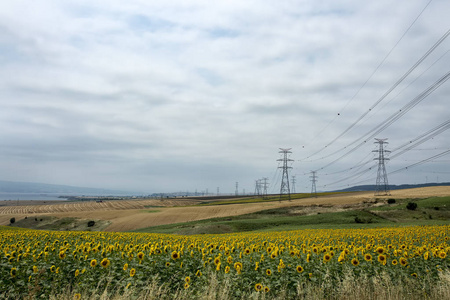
[0,0,449,194]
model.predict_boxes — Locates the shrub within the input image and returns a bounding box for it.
[406,202,418,210]
[387,199,396,204]
[9,217,15,224]
[87,220,96,227]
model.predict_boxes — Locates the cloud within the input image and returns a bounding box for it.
[0,0,449,193]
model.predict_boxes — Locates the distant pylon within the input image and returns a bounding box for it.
[235,182,239,196]
[373,138,391,196]
[291,175,296,194]
[278,148,294,201]
[310,171,318,197]
[261,177,269,199]
[254,179,262,196]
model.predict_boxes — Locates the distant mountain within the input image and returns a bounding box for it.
[335,182,450,192]
[0,180,132,195]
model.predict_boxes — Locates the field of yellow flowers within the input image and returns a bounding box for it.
[1,225,449,299]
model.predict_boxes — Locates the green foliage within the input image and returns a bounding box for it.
[407,202,418,210]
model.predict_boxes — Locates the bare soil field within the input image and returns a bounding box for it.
[1,186,449,232]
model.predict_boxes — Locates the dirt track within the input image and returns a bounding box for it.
[1,186,449,232]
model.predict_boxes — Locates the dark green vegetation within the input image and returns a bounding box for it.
[133,196,450,234]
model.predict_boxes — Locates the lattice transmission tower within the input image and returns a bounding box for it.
[310,171,318,197]
[254,179,261,196]
[291,175,296,194]
[261,177,269,199]
[373,138,391,196]
[278,148,294,201]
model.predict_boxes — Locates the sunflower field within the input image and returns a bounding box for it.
[1,225,449,299]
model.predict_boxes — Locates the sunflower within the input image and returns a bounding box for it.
[130,268,136,277]
[185,276,191,284]
[244,248,251,255]
[296,265,304,273]
[123,263,129,271]
[234,262,243,272]
[196,270,202,277]
[10,267,17,278]
[375,247,385,255]
[254,283,263,292]
[33,266,39,274]
[137,252,145,260]
[264,286,270,293]
[351,258,359,266]
[74,269,80,277]
[399,257,407,267]
[392,259,398,266]
[227,256,233,264]
[377,254,387,265]
[171,251,179,260]
[214,257,221,265]
[59,251,66,259]
[225,266,230,274]
[184,283,189,289]
[323,253,332,263]
[73,293,81,300]
[165,262,170,267]
[438,251,447,259]
[90,259,97,267]
[364,253,372,262]
[266,269,272,276]
[423,252,429,260]
[100,258,110,268]
[411,273,418,278]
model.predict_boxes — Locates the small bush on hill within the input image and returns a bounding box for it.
[407,202,418,210]
[387,199,396,204]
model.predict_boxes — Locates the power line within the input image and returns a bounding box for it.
[315,70,450,172]
[302,28,450,161]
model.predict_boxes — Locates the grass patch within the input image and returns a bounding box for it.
[141,209,160,213]
[132,208,391,234]
[133,196,450,234]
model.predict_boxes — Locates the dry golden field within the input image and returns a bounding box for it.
[0,186,449,232]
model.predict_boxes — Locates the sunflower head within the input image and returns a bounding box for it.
[90,259,97,267]
[351,258,359,266]
[254,283,263,292]
[10,267,17,277]
[129,268,136,277]
[171,251,179,260]
[100,258,110,268]
[296,265,304,273]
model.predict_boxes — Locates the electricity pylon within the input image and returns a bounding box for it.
[291,175,296,194]
[373,138,391,196]
[310,171,318,197]
[235,182,239,196]
[261,177,269,199]
[278,148,293,201]
[254,179,261,196]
